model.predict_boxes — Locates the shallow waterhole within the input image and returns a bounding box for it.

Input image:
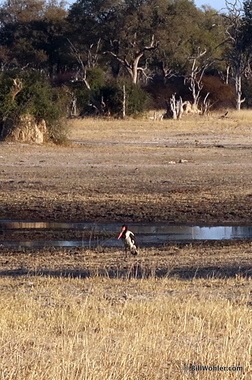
[1,220,252,248]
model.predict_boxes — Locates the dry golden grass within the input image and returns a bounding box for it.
[68,109,252,144]
[0,244,251,380]
[0,275,251,380]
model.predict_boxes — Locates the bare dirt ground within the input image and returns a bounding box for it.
[1,111,252,225]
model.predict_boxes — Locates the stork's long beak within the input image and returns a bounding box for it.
[118,225,127,239]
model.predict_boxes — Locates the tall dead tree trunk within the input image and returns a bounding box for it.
[122,85,126,118]
[186,49,208,108]
[107,35,157,84]
[10,78,23,101]
[68,39,106,115]
[131,54,143,84]
[201,92,211,115]
[164,95,183,120]
[235,69,245,110]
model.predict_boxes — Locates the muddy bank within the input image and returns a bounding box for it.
[0,240,251,279]
[1,183,251,225]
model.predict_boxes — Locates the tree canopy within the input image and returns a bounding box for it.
[0,0,251,114]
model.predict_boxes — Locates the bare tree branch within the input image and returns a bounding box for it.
[105,34,157,83]
[67,38,91,90]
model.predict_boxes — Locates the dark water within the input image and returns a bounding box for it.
[1,220,252,248]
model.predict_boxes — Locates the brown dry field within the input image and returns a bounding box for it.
[0,110,252,224]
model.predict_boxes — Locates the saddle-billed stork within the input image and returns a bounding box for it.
[117,225,138,255]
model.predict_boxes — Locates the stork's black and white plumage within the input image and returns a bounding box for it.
[118,225,138,255]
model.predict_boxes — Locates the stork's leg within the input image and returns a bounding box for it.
[124,244,128,259]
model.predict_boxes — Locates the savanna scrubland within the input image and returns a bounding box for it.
[0,112,251,379]
[1,1,252,378]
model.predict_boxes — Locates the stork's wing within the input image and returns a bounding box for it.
[129,231,137,247]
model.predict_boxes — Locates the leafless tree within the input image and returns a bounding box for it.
[87,38,101,69]
[186,49,207,107]
[10,78,23,101]
[201,92,212,115]
[106,34,157,84]
[67,38,91,90]
[224,0,251,110]
[67,39,106,115]
[164,95,183,120]
[184,48,216,111]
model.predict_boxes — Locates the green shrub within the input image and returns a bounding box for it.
[126,82,150,115]
[86,67,105,92]
[0,70,70,143]
[242,78,252,108]
[69,67,105,113]
[101,79,150,116]
[0,73,19,123]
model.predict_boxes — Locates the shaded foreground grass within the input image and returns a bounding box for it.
[0,245,251,379]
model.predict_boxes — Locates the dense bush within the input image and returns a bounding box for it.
[145,74,237,110]
[242,78,252,108]
[125,82,151,116]
[202,76,236,109]
[69,68,105,114]
[69,72,150,117]
[0,73,18,122]
[0,71,70,143]
[0,69,150,143]
[100,79,150,117]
